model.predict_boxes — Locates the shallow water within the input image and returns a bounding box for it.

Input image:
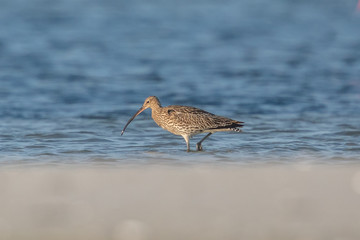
[0,0,360,165]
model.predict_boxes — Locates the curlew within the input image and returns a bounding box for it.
[121,96,244,151]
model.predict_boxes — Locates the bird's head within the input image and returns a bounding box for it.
[141,96,161,110]
[121,96,161,136]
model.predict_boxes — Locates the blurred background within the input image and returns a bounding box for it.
[1,1,360,239]
[0,0,360,165]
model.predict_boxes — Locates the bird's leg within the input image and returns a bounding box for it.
[196,133,212,151]
[182,135,191,152]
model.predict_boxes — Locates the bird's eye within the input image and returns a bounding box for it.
[146,101,150,104]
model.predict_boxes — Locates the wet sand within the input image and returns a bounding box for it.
[1,164,360,240]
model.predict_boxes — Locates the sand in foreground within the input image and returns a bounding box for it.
[1,165,360,240]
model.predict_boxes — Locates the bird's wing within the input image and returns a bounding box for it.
[165,105,243,130]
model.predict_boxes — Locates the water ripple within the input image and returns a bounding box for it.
[0,0,360,165]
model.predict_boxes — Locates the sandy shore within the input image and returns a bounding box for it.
[1,164,360,240]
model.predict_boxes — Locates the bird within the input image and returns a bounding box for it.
[121,96,244,151]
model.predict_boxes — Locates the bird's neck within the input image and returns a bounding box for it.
[150,103,162,112]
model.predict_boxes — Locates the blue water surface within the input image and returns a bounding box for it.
[0,0,360,165]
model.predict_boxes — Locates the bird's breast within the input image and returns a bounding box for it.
[151,110,184,136]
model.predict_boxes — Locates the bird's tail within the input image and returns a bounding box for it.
[230,128,242,133]
[208,122,244,133]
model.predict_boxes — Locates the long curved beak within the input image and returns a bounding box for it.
[121,106,146,136]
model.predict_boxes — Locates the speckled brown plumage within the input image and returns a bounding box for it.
[121,96,244,151]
